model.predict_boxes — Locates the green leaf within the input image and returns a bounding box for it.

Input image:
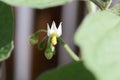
[74,11,120,80]
[0,2,14,61]
[37,62,96,80]
[1,0,71,9]
[110,3,120,15]
[0,41,14,61]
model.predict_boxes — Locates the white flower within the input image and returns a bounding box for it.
[47,21,62,45]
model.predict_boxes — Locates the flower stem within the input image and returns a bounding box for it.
[58,38,80,61]
[63,44,80,61]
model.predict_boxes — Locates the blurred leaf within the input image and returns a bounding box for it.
[74,11,120,80]
[37,62,96,80]
[1,0,71,9]
[0,2,14,48]
[0,41,14,61]
[110,3,120,15]
[0,2,14,61]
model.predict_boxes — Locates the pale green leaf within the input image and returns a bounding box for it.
[1,0,72,9]
[74,11,120,80]
[0,2,14,61]
[37,62,96,80]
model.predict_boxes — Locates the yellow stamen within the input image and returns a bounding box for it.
[51,36,57,45]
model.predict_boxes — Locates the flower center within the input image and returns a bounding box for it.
[50,33,59,37]
[51,36,57,45]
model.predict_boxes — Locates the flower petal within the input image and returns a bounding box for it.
[47,23,51,36]
[57,22,62,36]
[51,21,57,33]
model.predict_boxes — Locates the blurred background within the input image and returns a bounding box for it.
[5,0,119,80]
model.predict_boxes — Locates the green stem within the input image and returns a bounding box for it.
[105,0,112,9]
[90,0,105,10]
[35,29,47,34]
[86,1,96,13]
[30,29,47,45]
[58,38,80,61]
[63,44,80,61]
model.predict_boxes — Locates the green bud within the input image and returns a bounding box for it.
[44,44,55,60]
[51,44,55,52]
[29,33,38,45]
[45,49,54,60]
